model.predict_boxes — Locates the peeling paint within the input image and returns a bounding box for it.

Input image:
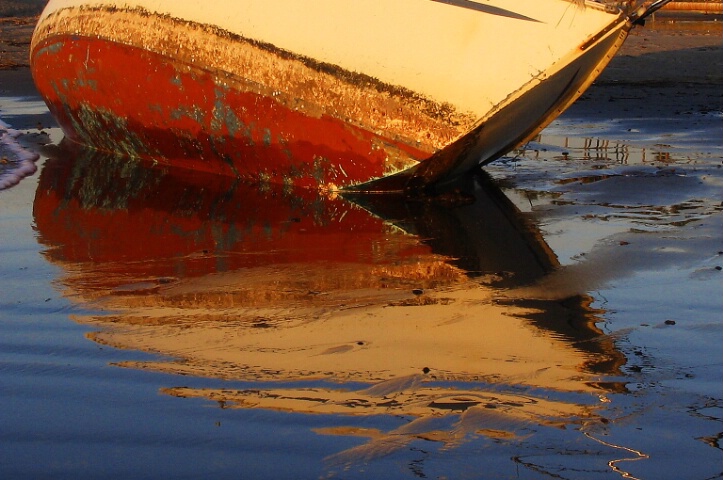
[32,31,416,187]
[28,4,464,187]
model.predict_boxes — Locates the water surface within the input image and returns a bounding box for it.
[1,93,721,479]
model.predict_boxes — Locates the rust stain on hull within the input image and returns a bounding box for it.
[31,5,476,188]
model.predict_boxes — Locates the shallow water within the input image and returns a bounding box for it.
[0,94,721,479]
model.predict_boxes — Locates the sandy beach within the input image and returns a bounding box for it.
[1,6,722,480]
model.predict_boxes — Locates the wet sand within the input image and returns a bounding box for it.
[568,14,722,122]
[1,10,722,480]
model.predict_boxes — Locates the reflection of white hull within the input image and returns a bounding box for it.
[32,0,652,189]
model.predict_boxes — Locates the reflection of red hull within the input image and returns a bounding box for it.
[33,143,559,295]
[33,148,429,287]
[31,39,425,190]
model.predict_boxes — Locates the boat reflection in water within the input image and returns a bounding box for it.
[34,144,625,465]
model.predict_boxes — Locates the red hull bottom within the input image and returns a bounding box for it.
[31,37,428,190]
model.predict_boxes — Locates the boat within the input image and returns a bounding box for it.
[29,0,671,192]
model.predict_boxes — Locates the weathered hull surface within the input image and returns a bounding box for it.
[30,0,644,190]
